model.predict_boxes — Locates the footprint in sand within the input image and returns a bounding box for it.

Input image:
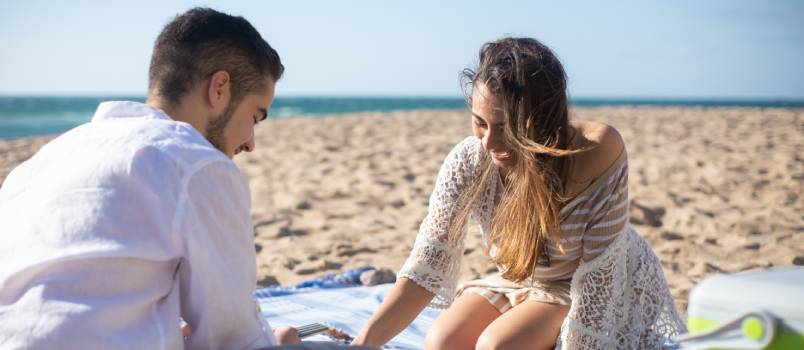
[336,247,378,257]
[296,260,342,275]
[389,199,406,209]
[743,242,761,250]
[375,180,396,190]
[690,262,723,276]
[660,231,684,241]
[276,226,308,238]
[282,258,301,270]
[629,201,666,227]
[257,275,280,287]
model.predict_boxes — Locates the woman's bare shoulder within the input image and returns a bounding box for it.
[568,121,625,182]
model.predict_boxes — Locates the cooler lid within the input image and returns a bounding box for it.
[689,267,804,322]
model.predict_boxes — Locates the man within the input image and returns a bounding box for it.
[0,7,298,349]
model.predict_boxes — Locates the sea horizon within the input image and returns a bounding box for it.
[2,95,803,140]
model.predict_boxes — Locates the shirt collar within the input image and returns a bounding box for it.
[92,101,173,122]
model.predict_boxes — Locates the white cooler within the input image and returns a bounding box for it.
[674,267,804,349]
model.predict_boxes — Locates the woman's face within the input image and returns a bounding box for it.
[471,83,514,168]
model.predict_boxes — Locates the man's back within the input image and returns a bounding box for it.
[0,101,275,349]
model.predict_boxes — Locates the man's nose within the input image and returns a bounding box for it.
[243,135,255,152]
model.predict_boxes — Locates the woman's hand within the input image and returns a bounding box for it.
[352,278,434,346]
[273,326,301,345]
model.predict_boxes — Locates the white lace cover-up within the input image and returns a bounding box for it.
[397,136,686,349]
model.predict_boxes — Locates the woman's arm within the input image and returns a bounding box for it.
[352,278,434,347]
[353,137,483,346]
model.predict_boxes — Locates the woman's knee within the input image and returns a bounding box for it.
[475,331,503,350]
[425,326,471,350]
[424,327,446,350]
[475,329,555,350]
[425,293,501,350]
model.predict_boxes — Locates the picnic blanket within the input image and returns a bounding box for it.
[254,268,439,350]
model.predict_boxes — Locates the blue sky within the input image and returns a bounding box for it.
[1,1,803,98]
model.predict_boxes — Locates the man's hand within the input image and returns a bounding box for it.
[273,326,301,345]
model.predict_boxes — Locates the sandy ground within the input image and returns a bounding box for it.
[1,106,802,313]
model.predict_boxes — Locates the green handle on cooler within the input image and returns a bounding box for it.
[674,311,776,349]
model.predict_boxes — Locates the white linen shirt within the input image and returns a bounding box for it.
[0,101,277,349]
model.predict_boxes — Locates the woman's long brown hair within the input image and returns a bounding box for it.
[448,37,580,282]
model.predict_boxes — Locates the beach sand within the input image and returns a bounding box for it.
[1,106,802,313]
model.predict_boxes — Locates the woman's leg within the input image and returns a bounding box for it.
[475,300,569,350]
[424,292,502,350]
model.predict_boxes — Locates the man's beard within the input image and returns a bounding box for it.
[205,101,236,154]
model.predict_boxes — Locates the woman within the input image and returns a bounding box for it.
[352,37,685,350]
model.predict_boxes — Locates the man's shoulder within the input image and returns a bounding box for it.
[41,116,237,191]
[102,117,232,174]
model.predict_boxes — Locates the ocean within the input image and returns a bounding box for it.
[1,96,802,139]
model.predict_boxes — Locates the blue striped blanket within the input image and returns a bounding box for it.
[254,268,440,349]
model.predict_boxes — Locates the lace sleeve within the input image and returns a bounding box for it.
[397,137,482,309]
[557,228,686,349]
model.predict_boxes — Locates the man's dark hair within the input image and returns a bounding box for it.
[148,7,284,107]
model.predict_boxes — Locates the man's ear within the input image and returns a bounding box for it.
[207,70,231,110]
